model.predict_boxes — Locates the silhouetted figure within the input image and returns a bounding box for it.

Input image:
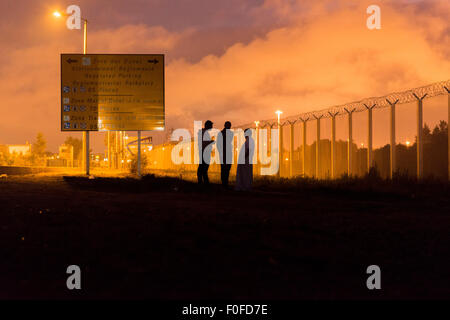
[197,120,214,185]
[235,128,254,191]
[217,121,234,187]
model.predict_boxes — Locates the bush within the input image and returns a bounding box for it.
[129,153,148,174]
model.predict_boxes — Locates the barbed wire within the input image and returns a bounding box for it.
[238,79,450,128]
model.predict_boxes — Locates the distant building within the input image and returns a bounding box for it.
[91,153,106,167]
[46,144,75,167]
[7,143,31,155]
[59,144,74,167]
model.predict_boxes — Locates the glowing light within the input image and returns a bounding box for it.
[53,11,62,18]
[121,160,124,163]
[406,140,411,146]
[285,158,289,161]
[275,110,283,126]
[254,120,260,127]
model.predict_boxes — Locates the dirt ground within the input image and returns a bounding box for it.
[0,171,449,300]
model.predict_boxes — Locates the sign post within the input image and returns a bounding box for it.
[137,131,142,177]
[83,18,89,176]
[84,131,89,175]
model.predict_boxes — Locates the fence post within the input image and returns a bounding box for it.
[413,93,427,179]
[345,108,355,176]
[329,112,338,179]
[255,121,260,176]
[268,124,273,160]
[278,123,283,178]
[387,99,399,179]
[445,86,450,181]
[314,115,322,178]
[289,122,294,177]
[364,104,376,173]
[301,118,308,176]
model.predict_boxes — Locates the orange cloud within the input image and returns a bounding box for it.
[166,0,449,129]
[0,0,448,151]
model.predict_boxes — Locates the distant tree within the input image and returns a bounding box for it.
[64,136,83,159]
[0,152,14,166]
[423,123,432,144]
[423,120,448,178]
[432,120,447,141]
[32,132,46,157]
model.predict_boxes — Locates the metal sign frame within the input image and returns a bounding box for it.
[60,53,165,132]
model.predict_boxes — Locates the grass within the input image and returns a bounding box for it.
[255,172,450,196]
[145,167,450,199]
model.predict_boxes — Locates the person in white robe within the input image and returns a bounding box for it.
[235,129,255,191]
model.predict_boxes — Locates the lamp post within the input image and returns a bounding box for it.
[53,10,90,176]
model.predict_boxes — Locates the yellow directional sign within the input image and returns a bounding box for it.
[60,54,164,131]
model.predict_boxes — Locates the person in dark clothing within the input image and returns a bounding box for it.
[217,121,234,187]
[235,128,254,191]
[197,120,214,184]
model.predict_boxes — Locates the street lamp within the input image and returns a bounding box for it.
[53,9,90,175]
[52,10,88,54]
[275,110,283,126]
